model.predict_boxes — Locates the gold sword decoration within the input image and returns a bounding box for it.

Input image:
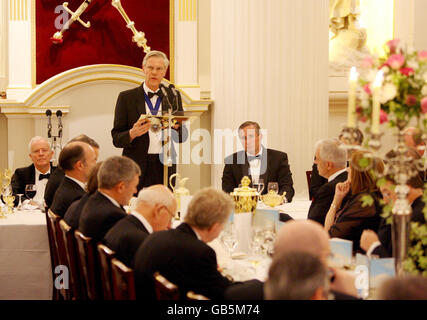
[111,0,151,53]
[51,0,93,44]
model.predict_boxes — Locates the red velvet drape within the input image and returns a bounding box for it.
[36,0,170,84]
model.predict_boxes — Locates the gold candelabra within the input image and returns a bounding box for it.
[0,169,14,217]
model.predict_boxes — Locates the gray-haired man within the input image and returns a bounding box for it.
[308,139,348,225]
[79,156,140,241]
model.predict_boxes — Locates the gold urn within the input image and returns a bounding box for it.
[230,176,259,213]
[261,190,286,208]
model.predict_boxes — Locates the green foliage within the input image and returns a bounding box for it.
[361,194,374,208]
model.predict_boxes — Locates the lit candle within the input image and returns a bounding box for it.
[347,66,358,128]
[371,70,384,134]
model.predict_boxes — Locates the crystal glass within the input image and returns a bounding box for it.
[260,227,276,257]
[253,179,265,196]
[267,182,279,193]
[25,184,37,202]
[221,223,238,258]
[16,194,24,211]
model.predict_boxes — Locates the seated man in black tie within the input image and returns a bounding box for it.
[50,141,97,217]
[79,156,140,242]
[104,184,176,267]
[222,121,294,202]
[308,139,348,225]
[134,188,262,300]
[11,136,54,206]
[44,134,99,208]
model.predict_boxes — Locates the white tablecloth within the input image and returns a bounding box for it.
[276,198,311,220]
[0,210,52,300]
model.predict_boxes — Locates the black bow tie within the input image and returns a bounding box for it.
[147,91,161,99]
[247,154,261,162]
[39,173,50,180]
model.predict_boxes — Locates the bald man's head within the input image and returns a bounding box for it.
[135,185,177,231]
[274,220,331,264]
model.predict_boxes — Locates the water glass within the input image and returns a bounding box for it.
[267,182,279,193]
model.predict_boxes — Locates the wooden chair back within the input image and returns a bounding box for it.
[97,244,115,300]
[74,230,101,300]
[187,291,210,300]
[306,170,313,200]
[47,209,70,300]
[111,258,136,300]
[59,220,84,300]
[153,272,179,300]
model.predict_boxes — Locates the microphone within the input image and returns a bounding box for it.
[46,109,52,138]
[169,84,179,114]
[56,110,63,138]
[169,84,178,97]
[160,84,172,110]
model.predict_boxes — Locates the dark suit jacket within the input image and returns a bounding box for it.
[308,171,348,226]
[44,167,65,208]
[134,223,233,300]
[222,148,295,202]
[11,163,56,204]
[103,214,149,267]
[373,196,426,258]
[111,83,188,189]
[309,163,328,200]
[63,193,91,230]
[50,176,86,218]
[79,191,127,242]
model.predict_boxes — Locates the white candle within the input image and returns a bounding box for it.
[347,66,358,128]
[371,70,384,134]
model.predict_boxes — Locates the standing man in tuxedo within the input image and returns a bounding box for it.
[50,141,97,217]
[111,50,187,191]
[308,139,348,226]
[222,121,294,203]
[11,136,55,205]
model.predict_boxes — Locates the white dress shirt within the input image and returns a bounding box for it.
[65,175,86,191]
[247,148,263,185]
[328,168,348,182]
[143,82,163,154]
[33,167,51,204]
[131,211,153,234]
[99,191,121,208]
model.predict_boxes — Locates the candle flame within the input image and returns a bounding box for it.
[373,70,384,88]
[350,66,358,82]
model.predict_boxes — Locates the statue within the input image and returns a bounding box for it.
[329,0,368,71]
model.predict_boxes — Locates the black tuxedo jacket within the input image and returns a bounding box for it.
[50,176,86,218]
[44,168,65,208]
[222,148,295,202]
[308,171,348,226]
[373,196,426,258]
[11,163,56,201]
[103,214,150,267]
[309,163,328,200]
[134,223,233,300]
[78,191,127,242]
[111,83,188,188]
[63,193,91,230]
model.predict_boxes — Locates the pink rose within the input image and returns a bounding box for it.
[387,54,405,69]
[361,56,374,69]
[406,95,417,106]
[417,50,427,62]
[363,83,372,95]
[386,39,400,54]
[400,67,415,77]
[421,97,427,114]
[380,109,388,124]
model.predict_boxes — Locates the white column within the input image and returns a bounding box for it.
[210,0,329,198]
[0,0,8,90]
[175,0,199,100]
[7,0,33,100]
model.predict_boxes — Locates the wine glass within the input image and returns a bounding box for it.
[260,227,276,257]
[221,223,238,258]
[16,194,24,211]
[253,179,265,195]
[25,184,37,203]
[267,182,279,193]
